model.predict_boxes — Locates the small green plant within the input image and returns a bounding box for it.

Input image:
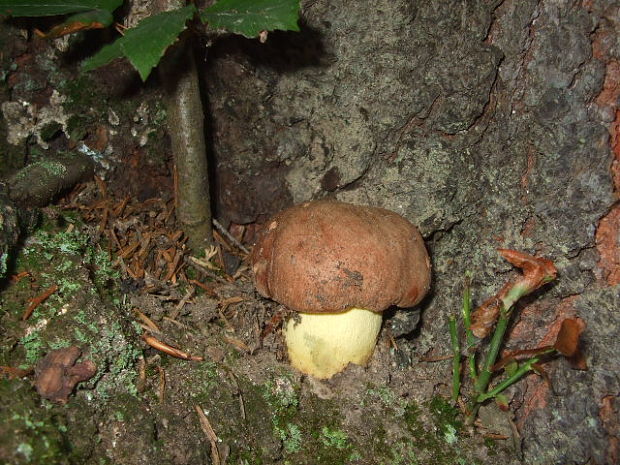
[1,0,301,251]
[0,0,300,81]
[275,422,302,453]
[320,426,349,450]
[262,376,299,414]
[449,249,586,424]
[19,330,44,366]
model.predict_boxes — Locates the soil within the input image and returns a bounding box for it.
[0,190,517,465]
[1,1,619,464]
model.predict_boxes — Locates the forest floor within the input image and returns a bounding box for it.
[0,175,520,465]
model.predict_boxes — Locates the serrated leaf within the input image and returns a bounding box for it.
[0,0,122,17]
[120,5,196,81]
[202,0,300,38]
[81,39,123,72]
[81,5,196,81]
[37,9,113,38]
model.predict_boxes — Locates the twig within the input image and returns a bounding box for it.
[169,287,195,320]
[134,308,161,334]
[212,218,250,255]
[223,335,251,353]
[194,405,221,465]
[188,256,231,284]
[0,365,34,379]
[157,366,166,402]
[420,354,453,362]
[10,271,32,284]
[162,316,189,330]
[136,357,147,393]
[225,369,246,421]
[142,334,204,361]
[22,284,59,321]
[188,278,217,296]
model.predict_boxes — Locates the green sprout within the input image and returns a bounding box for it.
[448,249,586,424]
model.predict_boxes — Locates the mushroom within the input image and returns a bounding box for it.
[251,200,431,379]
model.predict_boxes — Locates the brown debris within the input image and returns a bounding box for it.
[195,405,221,465]
[553,318,587,370]
[0,365,34,379]
[65,180,191,285]
[22,284,59,321]
[34,346,97,404]
[63,178,250,296]
[600,395,620,465]
[469,292,505,340]
[470,249,557,339]
[141,334,204,361]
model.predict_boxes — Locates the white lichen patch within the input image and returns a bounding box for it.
[131,101,159,147]
[1,90,69,148]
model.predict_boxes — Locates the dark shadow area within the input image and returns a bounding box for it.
[60,29,152,99]
[205,21,331,74]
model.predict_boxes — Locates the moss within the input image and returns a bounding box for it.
[399,399,482,465]
[429,395,463,440]
[65,114,92,141]
[0,249,9,278]
[276,422,302,453]
[484,437,497,455]
[320,426,350,449]
[0,379,72,465]
[3,218,140,404]
[19,330,45,366]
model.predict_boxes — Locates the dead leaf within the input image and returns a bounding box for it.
[553,318,583,357]
[470,250,558,338]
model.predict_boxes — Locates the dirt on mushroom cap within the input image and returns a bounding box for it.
[251,200,431,313]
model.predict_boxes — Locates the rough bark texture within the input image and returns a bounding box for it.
[204,0,619,462]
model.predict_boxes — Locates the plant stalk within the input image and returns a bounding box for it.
[449,315,461,402]
[157,0,213,252]
[461,274,477,380]
[466,307,510,424]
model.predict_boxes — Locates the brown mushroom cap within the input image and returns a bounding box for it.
[251,200,431,313]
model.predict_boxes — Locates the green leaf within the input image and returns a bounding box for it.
[202,0,300,38]
[0,0,122,17]
[120,5,196,81]
[81,39,123,72]
[494,393,509,411]
[82,5,196,81]
[504,359,518,376]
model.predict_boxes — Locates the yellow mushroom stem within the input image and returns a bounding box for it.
[283,307,383,379]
